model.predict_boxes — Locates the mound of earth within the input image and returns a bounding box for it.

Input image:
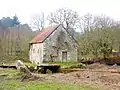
[41,69,120,90]
[87,63,108,69]
[81,56,120,65]
[87,63,118,70]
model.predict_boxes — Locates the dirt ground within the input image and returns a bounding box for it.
[1,63,120,90]
[37,63,120,90]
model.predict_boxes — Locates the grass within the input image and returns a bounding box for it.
[0,80,101,90]
[0,68,22,78]
[23,61,86,69]
[49,62,77,68]
[0,68,102,90]
[24,62,37,67]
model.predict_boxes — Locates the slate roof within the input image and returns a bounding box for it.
[30,25,59,44]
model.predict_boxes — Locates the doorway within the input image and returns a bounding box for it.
[62,51,67,62]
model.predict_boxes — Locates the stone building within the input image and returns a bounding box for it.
[29,24,79,64]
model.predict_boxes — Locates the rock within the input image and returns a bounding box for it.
[46,69,52,74]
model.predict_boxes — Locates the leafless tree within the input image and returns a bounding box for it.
[93,14,114,30]
[48,8,80,34]
[80,14,115,33]
[31,12,45,31]
[80,13,94,33]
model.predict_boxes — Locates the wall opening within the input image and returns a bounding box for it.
[62,51,67,62]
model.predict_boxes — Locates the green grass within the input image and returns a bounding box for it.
[23,61,86,69]
[0,80,101,90]
[49,62,77,68]
[0,68,102,90]
[0,68,22,78]
[24,62,37,67]
[24,61,77,68]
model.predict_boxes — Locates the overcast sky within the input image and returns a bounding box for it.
[0,0,120,25]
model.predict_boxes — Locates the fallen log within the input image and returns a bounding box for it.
[16,60,32,75]
[15,60,34,81]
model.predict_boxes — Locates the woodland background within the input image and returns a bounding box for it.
[1,8,120,63]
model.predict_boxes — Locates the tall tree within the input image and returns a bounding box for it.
[31,12,45,31]
[0,17,14,27]
[77,14,116,59]
[80,13,94,33]
[13,15,20,26]
[48,8,80,35]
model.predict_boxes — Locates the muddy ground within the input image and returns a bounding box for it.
[36,63,120,90]
[1,63,120,90]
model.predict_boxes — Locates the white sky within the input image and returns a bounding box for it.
[0,0,120,25]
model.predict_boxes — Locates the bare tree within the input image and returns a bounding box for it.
[80,13,94,33]
[80,14,114,33]
[31,12,45,31]
[48,8,80,35]
[93,14,114,30]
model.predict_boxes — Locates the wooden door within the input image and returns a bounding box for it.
[62,51,67,62]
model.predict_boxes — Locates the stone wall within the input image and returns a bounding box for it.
[43,25,78,62]
[29,43,43,64]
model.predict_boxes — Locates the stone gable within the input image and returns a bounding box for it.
[43,25,78,62]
